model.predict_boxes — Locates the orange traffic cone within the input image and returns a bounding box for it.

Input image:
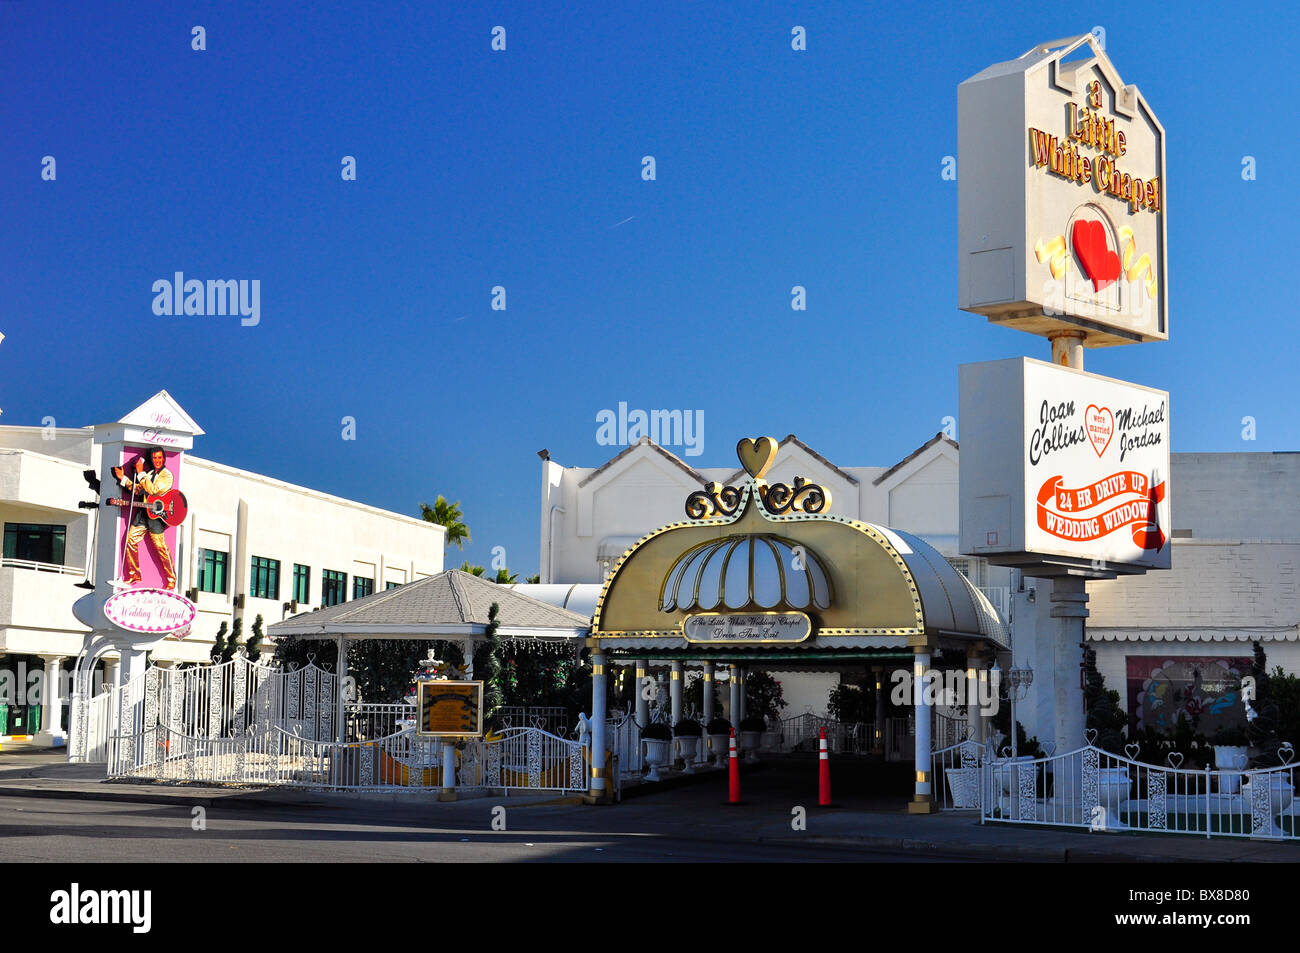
[818,726,833,806]
[727,728,741,804]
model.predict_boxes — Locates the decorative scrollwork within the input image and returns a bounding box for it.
[684,482,742,519]
[1147,770,1167,830]
[760,476,830,515]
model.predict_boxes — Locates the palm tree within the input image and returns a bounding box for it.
[492,567,519,584]
[419,495,470,550]
[458,561,486,576]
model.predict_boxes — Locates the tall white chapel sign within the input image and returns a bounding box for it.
[958,34,1167,347]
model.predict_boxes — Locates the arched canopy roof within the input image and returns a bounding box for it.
[591,480,1005,654]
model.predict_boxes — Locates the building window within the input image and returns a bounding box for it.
[198,549,228,594]
[3,523,67,565]
[386,581,401,590]
[293,564,310,604]
[321,569,347,607]
[250,556,280,600]
[353,576,374,599]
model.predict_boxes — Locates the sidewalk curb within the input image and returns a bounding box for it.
[0,781,582,812]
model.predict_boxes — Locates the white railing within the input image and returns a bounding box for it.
[607,710,643,776]
[0,557,84,575]
[496,706,569,735]
[974,736,1300,841]
[107,721,589,794]
[776,713,872,754]
[72,656,338,762]
[344,703,416,741]
[483,726,588,793]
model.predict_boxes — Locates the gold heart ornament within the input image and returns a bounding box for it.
[736,437,778,480]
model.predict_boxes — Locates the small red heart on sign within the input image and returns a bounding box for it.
[1084,404,1114,457]
[1071,219,1122,292]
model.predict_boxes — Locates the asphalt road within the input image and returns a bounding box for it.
[0,793,959,862]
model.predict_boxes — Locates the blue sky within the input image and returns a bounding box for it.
[2,1,1296,577]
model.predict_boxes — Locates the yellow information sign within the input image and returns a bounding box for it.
[416,680,484,738]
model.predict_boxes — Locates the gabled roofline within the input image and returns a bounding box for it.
[873,433,959,487]
[723,434,860,487]
[577,437,707,489]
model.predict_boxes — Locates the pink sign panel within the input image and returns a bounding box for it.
[103,587,197,635]
[111,446,186,591]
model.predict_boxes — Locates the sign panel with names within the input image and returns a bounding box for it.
[959,356,1170,573]
[417,680,484,738]
[682,611,812,644]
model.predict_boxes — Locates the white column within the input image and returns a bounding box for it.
[669,661,683,725]
[1049,577,1088,751]
[440,741,456,795]
[966,647,983,746]
[635,661,650,728]
[461,639,475,679]
[911,648,935,813]
[728,665,741,726]
[590,651,608,798]
[35,655,67,745]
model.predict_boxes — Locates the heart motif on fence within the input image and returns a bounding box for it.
[1085,728,1098,746]
[1125,743,1141,760]
[1041,741,1057,757]
[1166,752,1184,769]
[1000,746,1013,759]
[1280,742,1295,765]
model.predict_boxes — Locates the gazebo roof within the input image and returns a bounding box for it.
[267,569,590,641]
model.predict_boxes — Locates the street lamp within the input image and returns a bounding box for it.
[994,661,1034,758]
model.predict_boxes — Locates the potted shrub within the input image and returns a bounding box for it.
[739,715,766,763]
[641,721,673,781]
[1212,723,1250,794]
[706,717,732,766]
[673,718,702,774]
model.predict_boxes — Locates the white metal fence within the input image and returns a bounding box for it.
[107,722,589,794]
[931,734,1300,841]
[72,656,337,763]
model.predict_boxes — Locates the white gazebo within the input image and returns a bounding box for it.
[268,569,590,741]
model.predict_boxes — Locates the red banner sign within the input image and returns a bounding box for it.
[1036,472,1166,550]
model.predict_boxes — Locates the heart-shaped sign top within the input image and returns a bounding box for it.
[1071,219,1122,292]
[1084,404,1114,458]
[1280,742,1295,765]
[1125,742,1141,761]
[1166,751,1184,769]
[736,437,778,480]
[1085,728,1099,746]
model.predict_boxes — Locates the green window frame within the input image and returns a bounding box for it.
[353,576,374,599]
[3,523,67,565]
[250,556,280,600]
[293,564,310,605]
[321,569,347,607]
[385,581,401,591]
[198,549,228,594]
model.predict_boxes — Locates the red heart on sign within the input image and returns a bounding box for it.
[1084,404,1114,457]
[1071,219,1121,292]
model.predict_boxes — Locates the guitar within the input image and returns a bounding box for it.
[107,488,189,526]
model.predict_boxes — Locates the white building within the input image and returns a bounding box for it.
[538,435,1299,743]
[0,422,445,746]
[538,433,1015,718]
